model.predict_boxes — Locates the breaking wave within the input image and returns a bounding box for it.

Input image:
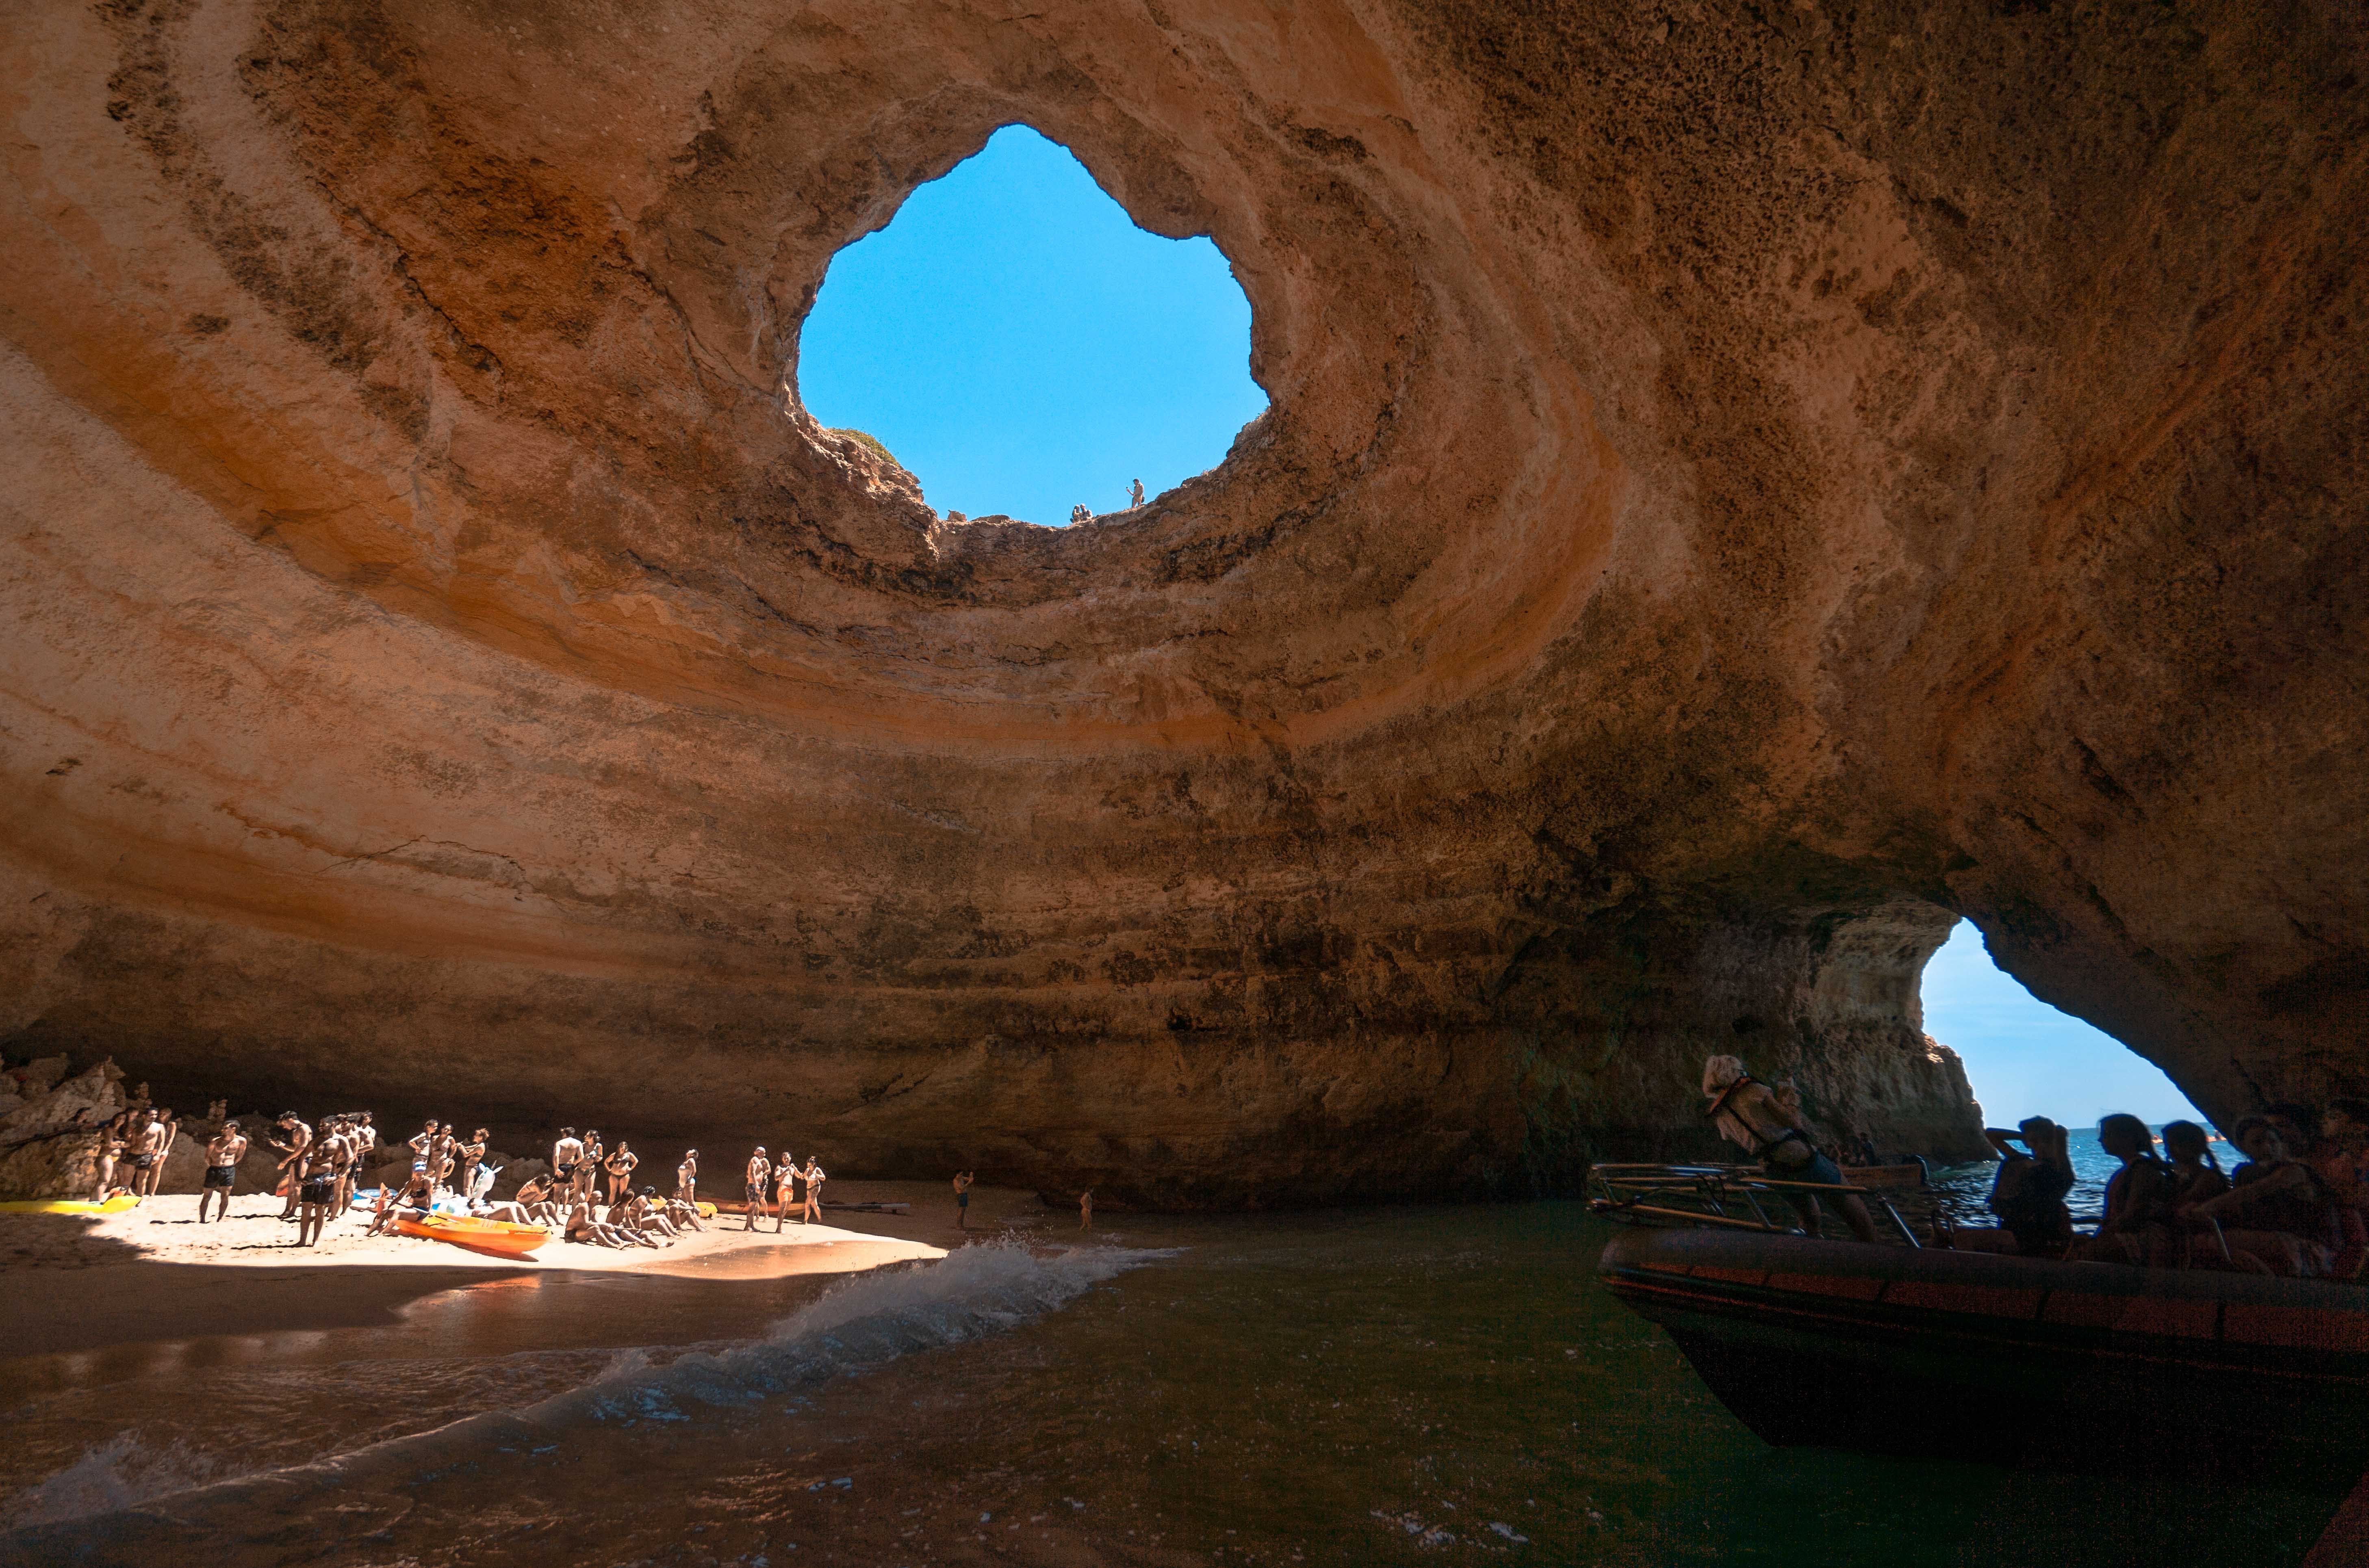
[0,1241,1168,1554]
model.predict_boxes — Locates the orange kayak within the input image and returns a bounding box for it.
[394,1213,547,1258]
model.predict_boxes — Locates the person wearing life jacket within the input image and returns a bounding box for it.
[1701,1055,1877,1244]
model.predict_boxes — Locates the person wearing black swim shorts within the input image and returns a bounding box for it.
[199,1120,247,1224]
[744,1147,771,1232]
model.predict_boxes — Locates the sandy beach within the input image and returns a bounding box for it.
[0,1179,1037,1360]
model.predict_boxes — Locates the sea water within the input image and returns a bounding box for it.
[0,1205,2339,1568]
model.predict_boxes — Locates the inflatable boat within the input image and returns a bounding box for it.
[1600,1225,2369,1491]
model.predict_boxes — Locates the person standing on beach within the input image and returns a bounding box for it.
[744,1148,771,1231]
[605,1140,639,1204]
[1079,1189,1093,1231]
[552,1127,584,1197]
[580,1131,606,1201]
[91,1112,126,1200]
[270,1112,312,1220]
[954,1170,974,1229]
[293,1131,341,1247]
[676,1149,698,1204]
[801,1157,825,1225]
[198,1120,247,1223]
[770,1151,792,1232]
[458,1128,488,1200]
[127,1110,166,1198]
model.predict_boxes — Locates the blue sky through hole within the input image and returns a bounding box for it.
[1923,919,2204,1126]
[796,126,1267,528]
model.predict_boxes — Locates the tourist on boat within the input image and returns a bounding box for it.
[1701,1055,1879,1244]
[2161,1119,2232,1233]
[2078,1115,2178,1265]
[2180,1115,2342,1276]
[1952,1118,2074,1256]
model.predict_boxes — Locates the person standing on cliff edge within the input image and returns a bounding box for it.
[1128,478,1145,509]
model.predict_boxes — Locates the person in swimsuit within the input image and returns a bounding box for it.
[744,1148,771,1231]
[770,1152,796,1232]
[1079,1188,1092,1232]
[294,1133,341,1247]
[368,1163,436,1236]
[270,1113,312,1219]
[459,1128,489,1200]
[579,1132,606,1201]
[604,1141,638,1204]
[199,1120,247,1223]
[92,1112,126,1200]
[662,1190,706,1232]
[551,1126,584,1196]
[801,1158,825,1225]
[125,1111,165,1198]
[954,1171,974,1230]
[676,1149,698,1205]
[1701,1055,1879,1244]
[350,1112,377,1170]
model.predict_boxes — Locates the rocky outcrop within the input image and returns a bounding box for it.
[1,1,2362,1204]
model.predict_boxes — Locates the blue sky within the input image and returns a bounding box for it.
[797,126,1267,528]
[1923,920,2204,1126]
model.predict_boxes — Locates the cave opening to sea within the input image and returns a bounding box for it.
[794,125,1267,530]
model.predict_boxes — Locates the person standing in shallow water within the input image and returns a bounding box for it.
[953,1170,974,1229]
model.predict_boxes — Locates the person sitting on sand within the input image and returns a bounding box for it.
[1701,1055,1879,1244]
[551,1126,584,1198]
[2182,1115,2342,1276]
[482,1173,558,1229]
[198,1119,247,1223]
[801,1157,825,1225]
[661,1191,705,1232]
[269,1112,312,1220]
[676,1149,698,1204]
[604,1140,638,1204]
[609,1190,673,1245]
[954,1170,974,1230]
[563,1196,635,1248]
[744,1148,771,1231]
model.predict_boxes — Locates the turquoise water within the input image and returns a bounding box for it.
[0,1205,2340,1567]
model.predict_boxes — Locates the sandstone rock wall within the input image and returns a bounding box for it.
[2,0,2362,1203]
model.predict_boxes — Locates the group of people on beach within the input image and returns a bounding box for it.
[1703,1054,2369,1278]
[736,1146,829,1230]
[1955,1102,2369,1278]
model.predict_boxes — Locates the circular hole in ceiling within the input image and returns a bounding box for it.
[795,126,1268,529]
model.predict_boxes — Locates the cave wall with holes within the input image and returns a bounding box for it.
[2,0,2362,1202]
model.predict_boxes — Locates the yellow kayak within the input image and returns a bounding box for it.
[0,1194,141,1215]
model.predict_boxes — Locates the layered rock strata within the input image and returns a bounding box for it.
[2,0,2362,1202]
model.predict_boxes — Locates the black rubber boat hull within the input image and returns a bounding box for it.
[1600,1227,2369,1491]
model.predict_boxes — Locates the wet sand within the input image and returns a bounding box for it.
[0,1183,968,1359]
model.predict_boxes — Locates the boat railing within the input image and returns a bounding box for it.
[1587,1161,1925,1247]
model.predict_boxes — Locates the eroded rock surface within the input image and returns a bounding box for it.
[2,0,2362,1202]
